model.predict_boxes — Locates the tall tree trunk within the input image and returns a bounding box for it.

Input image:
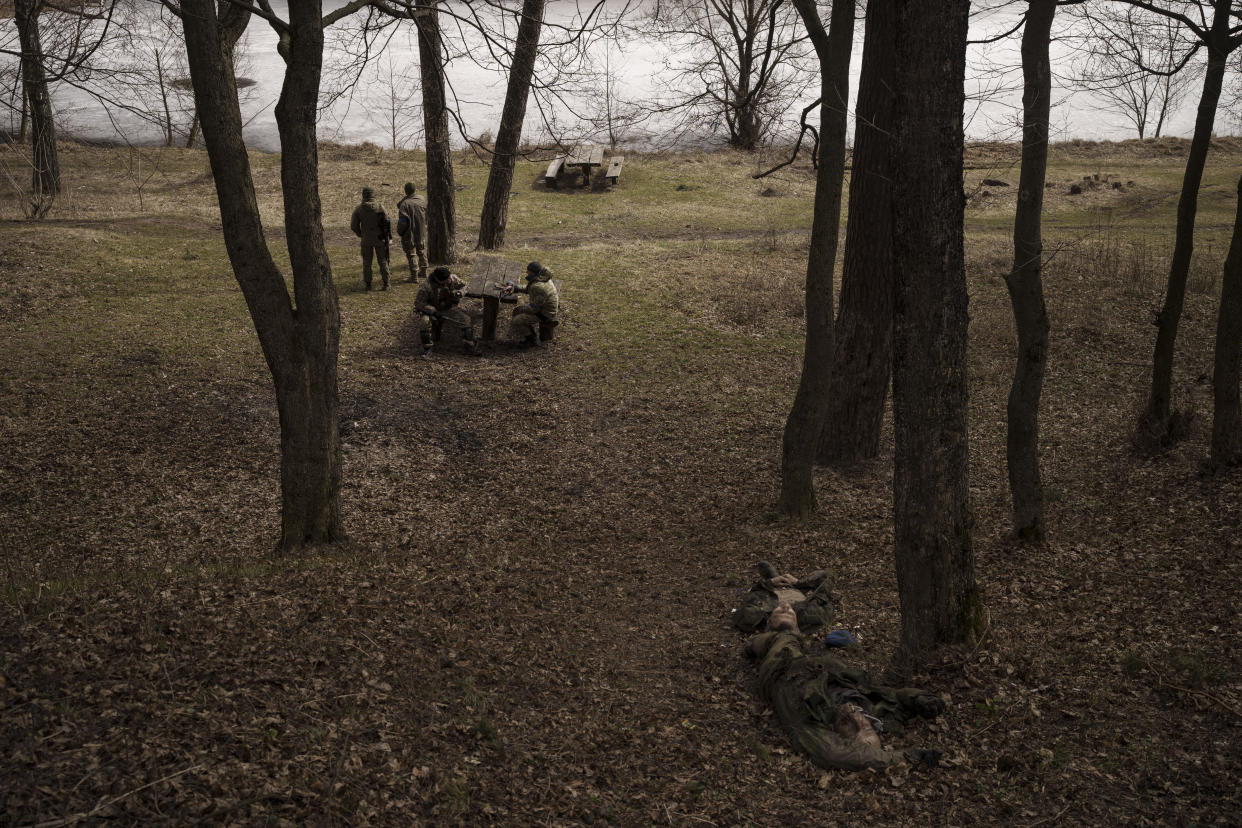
[1211,174,1242,468]
[186,113,200,148]
[777,0,854,517]
[1004,0,1055,542]
[181,0,343,552]
[184,4,247,150]
[890,0,984,674]
[1140,1,1231,440]
[818,0,895,467]
[156,49,174,147]
[19,71,29,143]
[477,0,545,249]
[417,3,457,264]
[14,0,60,199]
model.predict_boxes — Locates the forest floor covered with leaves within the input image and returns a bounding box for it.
[1,137,1240,826]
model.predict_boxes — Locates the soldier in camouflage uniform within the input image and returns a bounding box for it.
[414,267,481,358]
[501,261,559,347]
[350,186,391,290]
[396,182,428,283]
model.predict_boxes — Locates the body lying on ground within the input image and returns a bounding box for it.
[735,562,944,772]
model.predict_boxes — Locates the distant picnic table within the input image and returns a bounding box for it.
[545,144,624,189]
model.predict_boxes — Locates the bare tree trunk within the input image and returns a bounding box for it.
[1211,174,1242,468]
[1140,2,1230,441]
[15,0,60,199]
[19,72,29,143]
[890,0,984,674]
[186,113,200,148]
[417,3,457,265]
[155,49,174,147]
[181,0,343,552]
[777,0,854,517]
[818,0,895,467]
[1004,0,1055,542]
[477,0,545,249]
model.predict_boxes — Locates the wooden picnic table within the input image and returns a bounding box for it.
[565,144,604,188]
[464,257,525,341]
[464,255,564,342]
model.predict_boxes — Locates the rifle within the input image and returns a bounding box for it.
[378,212,393,257]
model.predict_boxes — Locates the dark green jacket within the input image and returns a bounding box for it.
[746,632,945,771]
[397,194,427,242]
[732,570,834,635]
[351,199,389,244]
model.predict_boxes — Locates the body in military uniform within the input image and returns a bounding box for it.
[414,267,480,357]
[350,186,391,290]
[396,182,428,282]
[735,562,944,772]
[746,629,945,771]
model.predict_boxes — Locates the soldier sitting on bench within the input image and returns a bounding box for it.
[414,267,481,358]
[501,260,559,347]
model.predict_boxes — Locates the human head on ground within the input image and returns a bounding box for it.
[404,182,416,195]
[768,601,799,633]
[430,266,451,283]
[362,186,374,200]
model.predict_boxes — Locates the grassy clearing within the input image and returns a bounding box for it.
[0,137,1240,825]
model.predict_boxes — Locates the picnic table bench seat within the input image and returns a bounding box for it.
[605,156,624,184]
[544,156,566,187]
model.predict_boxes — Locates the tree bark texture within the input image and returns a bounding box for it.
[818,0,895,467]
[777,0,854,517]
[889,0,984,673]
[14,0,60,199]
[1141,0,1231,436]
[1003,0,1055,542]
[417,4,457,264]
[1211,174,1242,468]
[477,0,545,249]
[181,0,343,552]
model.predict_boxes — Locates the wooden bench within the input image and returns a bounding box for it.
[605,156,625,185]
[544,156,566,188]
[465,255,563,342]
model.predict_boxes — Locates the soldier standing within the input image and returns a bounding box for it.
[501,261,559,347]
[414,267,481,358]
[350,186,391,290]
[396,182,428,283]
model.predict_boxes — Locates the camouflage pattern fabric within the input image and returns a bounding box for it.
[732,570,834,635]
[746,632,946,771]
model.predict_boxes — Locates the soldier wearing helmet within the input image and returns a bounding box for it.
[414,267,481,358]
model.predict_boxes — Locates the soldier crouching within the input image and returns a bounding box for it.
[415,267,481,358]
[502,261,559,347]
